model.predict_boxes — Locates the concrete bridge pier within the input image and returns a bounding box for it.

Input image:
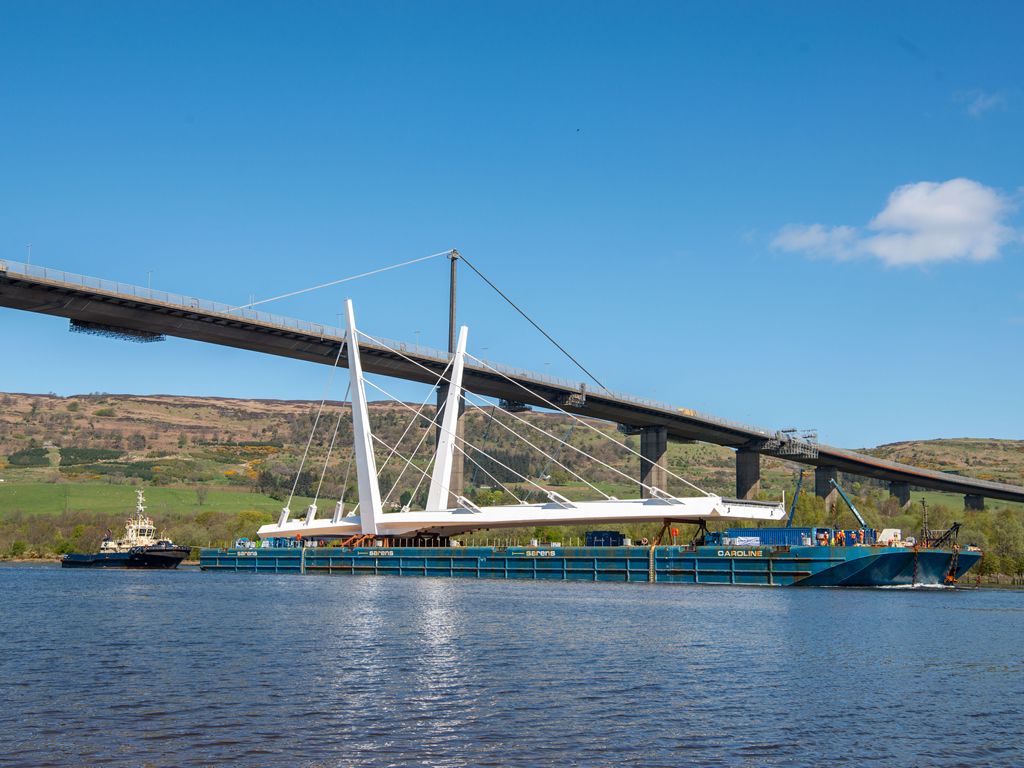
[815,466,839,514]
[889,481,911,508]
[736,448,761,500]
[639,426,668,499]
[965,494,985,511]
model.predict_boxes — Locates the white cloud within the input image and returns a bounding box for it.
[959,90,1006,117]
[772,223,859,259]
[772,178,1017,267]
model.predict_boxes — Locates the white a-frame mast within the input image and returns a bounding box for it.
[345,300,383,535]
[427,325,468,511]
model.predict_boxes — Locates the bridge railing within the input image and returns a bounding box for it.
[0,259,355,340]
[2,258,771,438]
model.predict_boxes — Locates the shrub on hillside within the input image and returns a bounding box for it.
[7,447,50,467]
[59,447,124,465]
[61,461,156,481]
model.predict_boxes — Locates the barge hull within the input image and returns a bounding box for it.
[199,545,981,587]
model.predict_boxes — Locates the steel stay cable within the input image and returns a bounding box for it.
[461,391,641,499]
[373,364,451,480]
[460,395,614,497]
[364,376,548,495]
[469,406,498,486]
[408,453,437,509]
[464,351,712,496]
[313,383,351,506]
[287,339,347,508]
[359,375,551,502]
[369,431,525,512]
[373,428,525,508]
[381,430,433,506]
[357,328,686,499]
[370,409,528,507]
[527,421,576,503]
[381,391,448,506]
[463,407,526,503]
[348,354,452,512]
[370,434,435,486]
[231,250,452,311]
[459,398,611,499]
[369,357,454,506]
[451,442,525,505]
[542,422,576,480]
[458,252,607,391]
[338,451,355,516]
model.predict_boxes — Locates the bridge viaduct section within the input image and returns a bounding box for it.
[3,262,1023,512]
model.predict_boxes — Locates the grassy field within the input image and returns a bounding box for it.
[0,481,314,519]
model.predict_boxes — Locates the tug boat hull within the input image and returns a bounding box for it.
[62,545,190,569]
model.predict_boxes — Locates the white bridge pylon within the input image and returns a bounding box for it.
[258,300,785,541]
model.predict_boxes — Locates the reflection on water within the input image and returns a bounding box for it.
[1,566,1022,767]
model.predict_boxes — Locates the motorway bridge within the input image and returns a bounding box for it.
[2,259,1022,511]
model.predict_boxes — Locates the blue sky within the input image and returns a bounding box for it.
[1,1,1021,448]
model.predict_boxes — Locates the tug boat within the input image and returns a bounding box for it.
[62,490,190,569]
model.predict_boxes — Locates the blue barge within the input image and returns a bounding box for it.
[200,542,980,587]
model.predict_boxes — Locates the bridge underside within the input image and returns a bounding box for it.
[3,265,1023,506]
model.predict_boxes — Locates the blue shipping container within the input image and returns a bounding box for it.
[724,528,816,547]
[585,531,625,547]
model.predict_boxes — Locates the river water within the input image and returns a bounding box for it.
[1,565,1022,767]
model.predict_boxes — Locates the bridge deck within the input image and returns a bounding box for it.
[2,260,1022,503]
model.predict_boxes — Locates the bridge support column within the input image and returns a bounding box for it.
[436,385,464,508]
[639,426,668,499]
[889,481,911,508]
[965,494,984,511]
[815,466,838,514]
[736,449,760,500]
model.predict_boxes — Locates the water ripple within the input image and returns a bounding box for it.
[0,566,1022,767]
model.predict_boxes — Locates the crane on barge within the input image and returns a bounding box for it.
[829,477,868,529]
[786,469,806,527]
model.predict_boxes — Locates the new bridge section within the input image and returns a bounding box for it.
[3,260,1023,508]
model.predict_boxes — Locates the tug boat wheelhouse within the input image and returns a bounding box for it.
[62,490,190,569]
